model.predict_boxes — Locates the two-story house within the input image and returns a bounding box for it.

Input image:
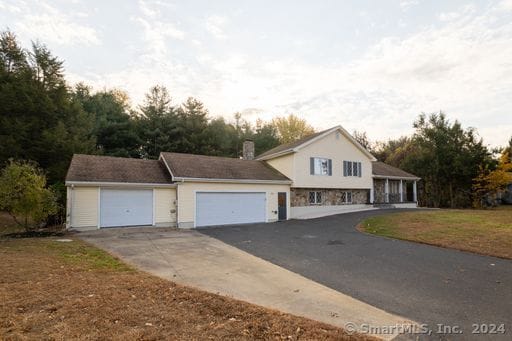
[258,126,419,218]
[65,125,419,230]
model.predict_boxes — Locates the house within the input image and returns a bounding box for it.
[65,125,419,230]
[258,126,419,218]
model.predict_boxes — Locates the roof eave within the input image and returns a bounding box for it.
[257,125,377,161]
[159,153,177,182]
[65,181,176,187]
[173,177,292,185]
[256,149,296,160]
[372,175,421,180]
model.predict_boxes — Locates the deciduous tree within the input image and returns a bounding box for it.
[272,114,315,143]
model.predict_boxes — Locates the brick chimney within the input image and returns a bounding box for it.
[242,139,255,160]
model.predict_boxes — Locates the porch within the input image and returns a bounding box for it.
[371,177,418,205]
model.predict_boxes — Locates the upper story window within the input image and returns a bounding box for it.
[310,157,332,176]
[343,161,362,177]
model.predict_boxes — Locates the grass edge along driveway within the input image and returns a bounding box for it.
[0,234,374,341]
[359,206,512,259]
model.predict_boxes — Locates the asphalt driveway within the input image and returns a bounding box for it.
[200,209,512,340]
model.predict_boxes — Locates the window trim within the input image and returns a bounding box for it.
[311,157,332,176]
[343,160,362,177]
[308,191,322,205]
[341,191,353,204]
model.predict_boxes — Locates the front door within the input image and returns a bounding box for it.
[278,192,287,221]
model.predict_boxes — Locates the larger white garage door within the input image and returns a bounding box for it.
[100,189,153,227]
[196,192,266,227]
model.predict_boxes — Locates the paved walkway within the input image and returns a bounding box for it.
[78,227,414,340]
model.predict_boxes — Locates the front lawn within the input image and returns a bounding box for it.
[0,214,371,340]
[360,206,512,259]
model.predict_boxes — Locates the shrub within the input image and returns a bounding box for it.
[0,160,58,231]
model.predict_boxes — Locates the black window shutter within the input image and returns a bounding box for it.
[358,162,362,177]
[343,161,347,176]
[310,157,315,175]
[328,159,332,175]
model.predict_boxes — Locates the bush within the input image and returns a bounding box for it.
[0,160,58,231]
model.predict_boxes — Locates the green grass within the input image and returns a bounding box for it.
[360,206,512,259]
[44,240,133,271]
[1,212,131,271]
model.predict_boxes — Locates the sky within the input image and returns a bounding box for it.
[1,0,512,147]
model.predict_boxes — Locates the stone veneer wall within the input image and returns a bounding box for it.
[373,179,408,203]
[291,188,369,207]
[374,179,386,203]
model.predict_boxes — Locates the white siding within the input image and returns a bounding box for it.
[154,188,176,225]
[293,131,373,189]
[176,182,290,228]
[265,154,294,179]
[71,187,98,228]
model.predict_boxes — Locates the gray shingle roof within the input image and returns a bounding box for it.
[160,152,290,181]
[372,161,419,179]
[66,154,173,184]
[256,129,328,159]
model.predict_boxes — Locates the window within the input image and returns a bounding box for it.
[310,157,332,176]
[309,191,322,204]
[343,161,362,177]
[341,191,352,204]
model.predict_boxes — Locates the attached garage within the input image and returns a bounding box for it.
[66,151,291,230]
[100,189,153,227]
[66,155,176,230]
[196,192,266,227]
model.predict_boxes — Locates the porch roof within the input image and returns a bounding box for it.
[372,161,420,180]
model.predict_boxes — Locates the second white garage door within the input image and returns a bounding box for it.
[100,189,153,227]
[196,192,266,227]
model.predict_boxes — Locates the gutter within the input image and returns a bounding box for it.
[372,175,421,181]
[65,181,177,188]
[172,177,292,185]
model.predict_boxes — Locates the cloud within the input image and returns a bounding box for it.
[8,1,100,46]
[0,0,23,13]
[67,1,512,147]
[499,0,512,11]
[133,0,185,59]
[205,15,228,40]
[400,0,420,11]
[189,2,512,146]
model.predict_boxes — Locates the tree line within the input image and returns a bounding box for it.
[362,114,512,208]
[0,31,314,186]
[1,29,511,226]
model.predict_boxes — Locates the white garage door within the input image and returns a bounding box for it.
[100,189,153,227]
[196,192,266,227]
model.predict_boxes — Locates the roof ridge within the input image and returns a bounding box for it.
[256,126,335,159]
[73,154,156,161]
[161,151,261,162]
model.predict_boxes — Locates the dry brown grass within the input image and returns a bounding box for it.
[0,214,372,340]
[360,206,512,259]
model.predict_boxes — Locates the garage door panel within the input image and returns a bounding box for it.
[100,189,153,227]
[196,192,266,227]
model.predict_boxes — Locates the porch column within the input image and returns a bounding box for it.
[370,188,374,204]
[385,178,389,203]
[399,180,403,203]
[413,181,417,202]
